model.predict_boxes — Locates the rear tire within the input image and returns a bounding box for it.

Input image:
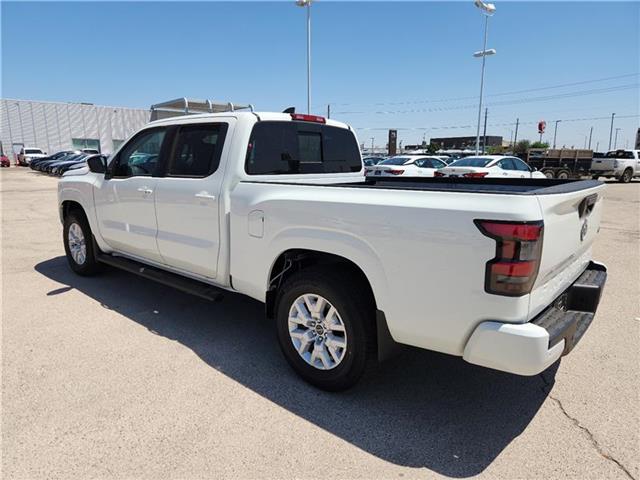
[619,168,633,183]
[541,169,555,179]
[556,170,570,180]
[275,266,376,391]
[63,211,102,276]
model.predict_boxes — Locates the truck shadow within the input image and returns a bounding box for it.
[35,256,556,478]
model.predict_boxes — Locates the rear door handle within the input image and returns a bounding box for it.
[195,192,216,200]
[137,187,153,195]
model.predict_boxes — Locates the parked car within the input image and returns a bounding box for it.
[366,155,447,177]
[435,155,546,179]
[80,148,100,154]
[59,111,607,391]
[590,149,640,183]
[362,156,385,166]
[47,154,88,174]
[54,154,102,176]
[1,154,10,167]
[30,151,80,170]
[17,147,47,166]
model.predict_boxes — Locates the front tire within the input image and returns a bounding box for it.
[63,211,102,276]
[275,266,376,391]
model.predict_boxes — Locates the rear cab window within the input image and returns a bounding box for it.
[245,121,361,175]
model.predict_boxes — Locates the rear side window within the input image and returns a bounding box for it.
[498,158,516,170]
[245,121,361,175]
[168,124,228,177]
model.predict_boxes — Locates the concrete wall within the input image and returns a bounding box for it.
[1,98,150,158]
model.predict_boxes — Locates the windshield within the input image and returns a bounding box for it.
[449,157,492,167]
[25,149,43,154]
[605,150,634,159]
[379,157,411,166]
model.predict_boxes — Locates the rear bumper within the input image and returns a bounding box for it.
[463,261,607,376]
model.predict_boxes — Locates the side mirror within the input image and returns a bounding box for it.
[87,155,107,174]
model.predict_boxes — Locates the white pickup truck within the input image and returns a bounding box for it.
[58,111,608,390]
[590,149,640,183]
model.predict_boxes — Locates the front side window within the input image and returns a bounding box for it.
[168,124,227,177]
[245,121,361,175]
[512,158,531,171]
[113,128,165,177]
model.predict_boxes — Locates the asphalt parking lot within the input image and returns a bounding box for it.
[2,167,638,480]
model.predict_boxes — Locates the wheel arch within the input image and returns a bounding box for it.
[265,247,399,362]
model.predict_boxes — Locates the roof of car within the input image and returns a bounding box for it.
[146,111,350,130]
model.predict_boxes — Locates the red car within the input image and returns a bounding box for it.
[0,154,10,168]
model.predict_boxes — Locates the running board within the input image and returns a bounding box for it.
[95,253,224,302]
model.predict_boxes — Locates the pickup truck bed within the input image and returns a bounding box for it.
[245,177,603,195]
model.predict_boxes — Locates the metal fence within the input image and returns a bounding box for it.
[0,98,150,159]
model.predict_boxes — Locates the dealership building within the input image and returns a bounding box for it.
[1,98,150,160]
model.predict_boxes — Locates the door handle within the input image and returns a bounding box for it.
[195,192,216,200]
[137,187,153,195]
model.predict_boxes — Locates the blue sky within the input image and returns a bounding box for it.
[2,1,639,150]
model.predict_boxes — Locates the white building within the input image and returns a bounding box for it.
[1,98,150,159]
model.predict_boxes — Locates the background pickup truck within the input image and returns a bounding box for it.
[58,111,607,390]
[590,149,640,183]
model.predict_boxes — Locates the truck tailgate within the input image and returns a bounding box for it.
[528,183,605,319]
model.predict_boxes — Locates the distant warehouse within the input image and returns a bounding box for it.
[430,135,503,150]
[0,98,150,158]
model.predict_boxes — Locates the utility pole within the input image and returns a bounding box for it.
[327,104,330,119]
[513,117,519,146]
[588,126,593,149]
[608,113,616,150]
[553,120,561,149]
[370,137,374,155]
[614,128,621,149]
[482,107,488,153]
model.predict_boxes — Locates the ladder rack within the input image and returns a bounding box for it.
[150,97,254,121]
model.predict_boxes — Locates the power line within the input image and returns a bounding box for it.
[335,84,638,116]
[352,113,640,131]
[318,72,639,109]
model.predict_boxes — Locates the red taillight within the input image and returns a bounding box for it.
[463,172,489,178]
[434,171,445,177]
[388,169,404,175]
[475,220,544,296]
[290,113,326,123]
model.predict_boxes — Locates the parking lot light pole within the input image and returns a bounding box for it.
[553,120,561,149]
[473,0,496,155]
[296,0,312,114]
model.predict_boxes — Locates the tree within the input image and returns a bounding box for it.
[426,143,439,154]
[513,140,531,156]
[530,141,549,149]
